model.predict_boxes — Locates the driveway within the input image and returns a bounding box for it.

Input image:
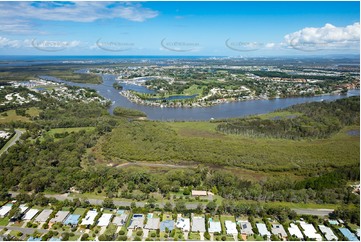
[200,232,204,241]
[0,129,23,156]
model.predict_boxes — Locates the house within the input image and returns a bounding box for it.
[271,224,287,239]
[176,217,190,232]
[23,209,39,221]
[209,221,222,233]
[97,213,113,227]
[112,213,128,226]
[0,204,12,218]
[288,223,303,240]
[145,218,160,230]
[299,222,322,241]
[128,214,145,229]
[225,221,238,234]
[160,220,175,232]
[191,190,208,196]
[50,211,69,224]
[19,205,28,214]
[81,210,98,226]
[191,216,206,232]
[35,209,53,223]
[339,228,358,241]
[256,223,271,237]
[238,221,254,236]
[63,214,80,226]
[319,225,338,241]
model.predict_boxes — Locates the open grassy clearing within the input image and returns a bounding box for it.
[99,119,359,174]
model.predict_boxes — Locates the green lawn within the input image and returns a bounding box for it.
[188,232,201,240]
[0,217,9,226]
[46,127,95,139]
[73,208,87,216]
[257,111,302,120]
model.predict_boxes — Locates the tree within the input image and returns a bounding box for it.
[205,201,217,213]
[102,198,115,209]
[164,202,173,212]
[175,201,186,212]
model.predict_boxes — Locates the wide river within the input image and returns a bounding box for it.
[40,74,360,121]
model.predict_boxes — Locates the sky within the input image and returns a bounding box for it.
[0,1,359,56]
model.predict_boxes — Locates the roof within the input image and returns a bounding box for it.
[97,213,113,227]
[299,222,322,241]
[19,205,28,214]
[339,228,358,241]
[176,218,190,231]
[256,223,271,237]
[35,209,53,222]
[145,218,160,230]
[319,225,338,241]
[112,214,128,226]
[271,224,287,238]
[81,210,98,225]
[128,217,145,229]
[191,217,206,232]
[23,209,39,220]
[209,221,221,233]
[50,211,69,224]
[288,223,303,239]
[63,214,80,225]
[160,220,175,232]
[27,237,41,241]
[0,205,12,216]
[191,190,208,196]
[239,221,254,235]
[225,221,238,234]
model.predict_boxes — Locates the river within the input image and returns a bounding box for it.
[39,74,360,121]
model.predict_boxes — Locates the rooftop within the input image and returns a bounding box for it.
[145,217,160,230]
[256,223,271,237]
[113,214,128,226]
[271,224,287,238]
[35,209,53,223]
[225,220,238,234]
[23,209,39,220]
[239,221,254,235]
[288,223,304,239]
[319,225,338,241]
[63,214,80,225]
[50,211,69,224]
[339,228,358,241]
[191,217,206,232]
[81,210,98,226]
[176,217,190,232]
[160,220,175,232]
[97,213,113,227]
[209,221,222,233]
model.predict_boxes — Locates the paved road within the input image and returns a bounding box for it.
[0,225,48,235]
[0,129,23,155]
[291,208,334,216]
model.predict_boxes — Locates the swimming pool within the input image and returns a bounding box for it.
[147,213,153,219]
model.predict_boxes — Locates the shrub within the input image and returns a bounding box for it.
[133,236,142,241]
[136,230,143,236]
[119,230,125,235]
[221,235,227,241]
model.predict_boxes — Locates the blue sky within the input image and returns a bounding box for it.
[0,1,359,56]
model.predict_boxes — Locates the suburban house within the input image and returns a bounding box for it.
[238,220,254,236]
[256,223,271,238]
[209,221,222,233]
[339,228,359,241]
[225,220,238,235]
[81,210,98,226]
[144,218,160,230]
[112,213,128,226]
[299,221,322,241]
[191,215,206,233]
[176,217,190,232]
[23,209,39,221]
[160,220,175,232]
[50,211,69,224]
[271,224,287,239]
[97,213,113,227]
[0,204,12,218]
[319,225,338,241]
[288,223,304,240]
[63,214,80,227]
[128,214,145,229]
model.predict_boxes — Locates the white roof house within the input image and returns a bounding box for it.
[225,221,238,234]
[50,211,70,224]
[300,222,322,241]
[19,205,28,214]
[271,224,287,238]
[0,205,12,217]
[319,225,338,241]
[35,209,53,223]
[191,216,206,232]
[191,190,208,196]
[209,221,222,233]
[23,209,39,220]
[145,218,160,230]
[81,210,98,226]
[97,213,113,227]
[288,223,304,239]
[256,223,271,237]
[176,217,190,232]
[113,213,128,226]
[239,221,254,235]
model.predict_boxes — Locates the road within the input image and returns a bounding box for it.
[0,226,48,235]
[0,129,23,156]
[291,208,334,216]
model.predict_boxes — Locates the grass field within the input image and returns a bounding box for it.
[46,127,95,139]
[0,107,40,124]
[0,217,9,226]
[99,119,359,175]
[73,208,87,216]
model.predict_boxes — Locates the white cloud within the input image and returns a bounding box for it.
[284,22,360,51]
[0,2,158,23]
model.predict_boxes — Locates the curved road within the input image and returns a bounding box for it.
[0,129,23,156]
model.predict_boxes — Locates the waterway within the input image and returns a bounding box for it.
[39,74,360,121]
